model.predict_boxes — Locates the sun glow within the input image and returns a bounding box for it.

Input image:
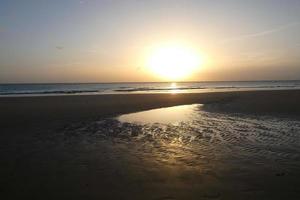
[146,44,202,81]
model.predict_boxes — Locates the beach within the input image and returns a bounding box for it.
[2,0,300,199]
[1,90,300,199]
[1,89,300,129]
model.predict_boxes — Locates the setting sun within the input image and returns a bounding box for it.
[146,44,203,81]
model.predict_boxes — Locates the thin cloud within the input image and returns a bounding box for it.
[222,22,300,44]
[84,49,98,54]
[79,0,93,5]
[56,46,64,50]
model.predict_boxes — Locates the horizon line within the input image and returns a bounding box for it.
[0,79,300,85]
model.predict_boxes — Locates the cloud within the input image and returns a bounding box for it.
[222,22,300,44]
[84,49,98,54]
[79,0,92,5]
[56,46,64,50]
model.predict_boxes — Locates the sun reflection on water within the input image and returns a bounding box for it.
[170,82,181,94]
[58,104,300,198]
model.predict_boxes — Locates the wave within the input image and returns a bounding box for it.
[113,86,204,92]
[113,85,298,92]
[0,82,299,96]
[0,90,100,95]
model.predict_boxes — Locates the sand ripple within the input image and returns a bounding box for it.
[62,107,300,171]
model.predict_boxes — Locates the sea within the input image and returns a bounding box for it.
[0,80,300,96]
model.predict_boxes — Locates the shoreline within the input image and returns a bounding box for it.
[1,89,300,131]
[1,87,300,98]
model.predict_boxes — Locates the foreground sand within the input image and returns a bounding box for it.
[1,90,300,199]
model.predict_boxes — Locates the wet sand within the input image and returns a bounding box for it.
[1,90,300,199]
[1,89,300,129]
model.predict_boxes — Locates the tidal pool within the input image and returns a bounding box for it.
[117,104,201,124]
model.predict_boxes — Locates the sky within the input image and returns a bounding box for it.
[0,0,300,83]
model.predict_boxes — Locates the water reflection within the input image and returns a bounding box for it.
[170,82,177,88]
[56,105,300,198]
[117,104,201,124]
[170,82,180,94]
[62,106,300,170]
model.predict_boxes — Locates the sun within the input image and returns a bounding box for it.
[146,44,202,81]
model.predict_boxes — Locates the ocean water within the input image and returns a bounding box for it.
[1,80,300,96]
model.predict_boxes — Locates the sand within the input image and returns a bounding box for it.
[1,90,300,199]
[1,90,300,130]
